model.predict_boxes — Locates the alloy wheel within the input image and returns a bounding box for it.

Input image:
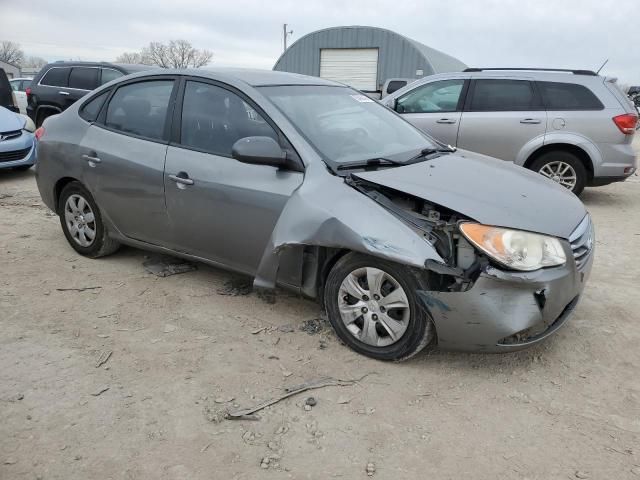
[64,194,96,247]
[538,161,577,190]
[337,267,410,347]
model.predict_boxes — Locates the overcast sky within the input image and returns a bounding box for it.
[1,0,638,84]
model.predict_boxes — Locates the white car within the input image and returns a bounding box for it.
[10,78,32,115]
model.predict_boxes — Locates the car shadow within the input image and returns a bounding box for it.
[0,167,34,184]
[580,187,628,207]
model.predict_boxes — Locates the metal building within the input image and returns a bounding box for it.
[273,26,466,93]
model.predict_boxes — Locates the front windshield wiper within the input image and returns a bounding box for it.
[336,157,404,171]
[407,145,457,163]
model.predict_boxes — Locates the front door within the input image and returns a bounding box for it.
[79,78,176,244]
[393,78,467,146]
[163,80,303,274]
[457,78,547,162]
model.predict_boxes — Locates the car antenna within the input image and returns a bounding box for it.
[596,59,609,75]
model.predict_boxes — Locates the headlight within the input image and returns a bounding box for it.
[459,223,566,271]
[19,114,36,133]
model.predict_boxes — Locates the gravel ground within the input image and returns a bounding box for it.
[1,156,639,479]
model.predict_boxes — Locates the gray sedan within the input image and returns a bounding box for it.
[35,69,593,360]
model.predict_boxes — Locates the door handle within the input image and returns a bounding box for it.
[520,118,542,124]
[169,173,194,186]
[59,91,70,96]
[82,153,101,165]
[436,118,457,124]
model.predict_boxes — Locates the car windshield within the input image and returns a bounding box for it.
[259,85,437,166]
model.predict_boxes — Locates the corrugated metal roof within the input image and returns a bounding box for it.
[273,26,466,89]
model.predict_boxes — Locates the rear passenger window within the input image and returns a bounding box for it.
[79,90,110,122]
[104,80,174,141]
[69,67,99,90]
[179,81,278,157]
[397,79,465,113]
[538,82,604,110]
[469,79,537,111]
[101,68,124,85]
[40,67,70,87]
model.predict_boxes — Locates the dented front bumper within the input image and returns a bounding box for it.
[418,243,594,352]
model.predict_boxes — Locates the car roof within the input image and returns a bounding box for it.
[42,61,155,73]
[127,67,344,87]
[421,69,603,84]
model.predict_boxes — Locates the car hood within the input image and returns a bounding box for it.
[0,106,23,131]
[352,150,587,239]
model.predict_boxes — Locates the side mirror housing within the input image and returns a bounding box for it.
[231,136,287,168]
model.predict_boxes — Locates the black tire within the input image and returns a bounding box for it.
[36,109,54,128]
[530,151,588,196]
[58,181,120,258]
[324,252,435,361]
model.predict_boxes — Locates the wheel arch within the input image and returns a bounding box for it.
[53,176,81,213]
[523,142,595,180]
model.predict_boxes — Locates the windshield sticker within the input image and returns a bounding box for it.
[351,94,374,103]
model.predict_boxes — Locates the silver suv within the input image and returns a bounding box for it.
[383,68,638,195]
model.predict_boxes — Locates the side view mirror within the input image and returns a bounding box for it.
[231,136,287,168]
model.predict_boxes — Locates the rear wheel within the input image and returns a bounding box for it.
[36,108,56,128]
[530,151,587,196]
[324,253,435,361]
[58,181,120,258]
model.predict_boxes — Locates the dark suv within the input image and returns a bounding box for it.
[27,62,154,126]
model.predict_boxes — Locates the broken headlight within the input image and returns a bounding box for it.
[459,223,566,271]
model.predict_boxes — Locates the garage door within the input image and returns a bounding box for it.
[319,48,379,91]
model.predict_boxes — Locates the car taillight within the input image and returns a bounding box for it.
[25,86,31,101]
[612,114,638,134]
[35,127,45,140]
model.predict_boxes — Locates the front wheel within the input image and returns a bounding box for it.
[324,253,435,361]
[530,151,587,196]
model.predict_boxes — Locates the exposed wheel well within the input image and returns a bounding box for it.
[53,177,80,213]
[523,144,594,180]
[35,106,61,127]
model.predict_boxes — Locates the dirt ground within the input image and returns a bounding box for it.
[1,158,639,480]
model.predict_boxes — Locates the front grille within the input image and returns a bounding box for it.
[0,147,32,163]
[0,130,22,141]
[569,215,594,270]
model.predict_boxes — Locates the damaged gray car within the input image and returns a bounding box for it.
[35,69,594,360]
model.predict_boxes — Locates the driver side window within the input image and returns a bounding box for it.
[179,81,278,158]
[396,79,465,114]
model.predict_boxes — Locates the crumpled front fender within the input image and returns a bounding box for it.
[253,163,444,290]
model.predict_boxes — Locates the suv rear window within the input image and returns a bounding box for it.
[468,79,538,111]
[69,67,99,90]
[40,67,70,87]
[538,81,604,110]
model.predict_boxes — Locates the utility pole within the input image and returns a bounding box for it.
[283,24,293,52]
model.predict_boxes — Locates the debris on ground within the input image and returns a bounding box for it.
[90,386,109,397]
[575,472,589,479]
[214,396,235,404]
[95,350,112,368]
[305,397,317,407]
[163,324,177,333]
[217,277,252,296]
[366,462,376,476]
[56,286,102,292]
[226,375,371,419]
[336,396,351,404]
[142,255,197,277]
[278,324,295,333]
[300,317,325,335]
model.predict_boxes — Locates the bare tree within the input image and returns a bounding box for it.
[22,56,47,69]
[115,51,149,65]
[117,40,212,69]
[0,40,25,66]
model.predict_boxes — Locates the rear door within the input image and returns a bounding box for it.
[457,78,546,161]
[65,67,100,107]
[163,79,304,274]
[392,78,468,146]
[79,77,177,244]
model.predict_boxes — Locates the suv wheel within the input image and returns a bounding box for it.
[324,252,435,361]
[530,151,587,196]
[58,181,120,258]
[36,109,55,128]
